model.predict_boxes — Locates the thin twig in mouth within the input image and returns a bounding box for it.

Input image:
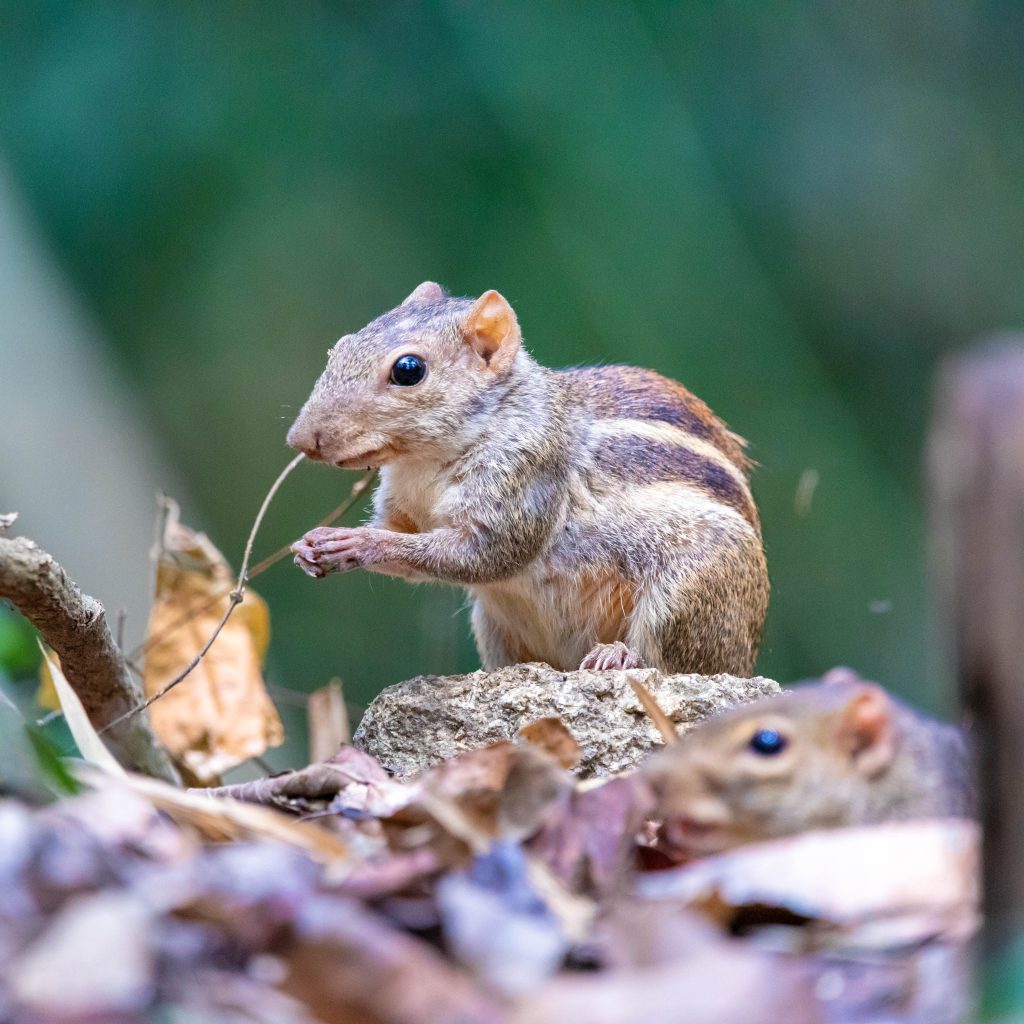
[105,462,378,733]
[125,467,377,663]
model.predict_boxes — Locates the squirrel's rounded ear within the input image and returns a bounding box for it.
[462,290,521,371]
[838,683,894,776]
[402,281,445,306]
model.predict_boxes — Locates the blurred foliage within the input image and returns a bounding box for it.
[0,1,1022,718]
[0,606,39,679]
[0,689,77,802]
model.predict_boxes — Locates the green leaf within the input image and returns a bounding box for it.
[0,692,77,802]
[0,608,39,679]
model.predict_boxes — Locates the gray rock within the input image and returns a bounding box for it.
[353,663,780,778]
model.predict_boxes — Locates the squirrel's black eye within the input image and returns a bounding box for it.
[749,728,786,756]
[390,354,427,386]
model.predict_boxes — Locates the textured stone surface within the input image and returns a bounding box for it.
[354,663,780,778]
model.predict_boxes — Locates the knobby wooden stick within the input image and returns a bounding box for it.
[0,522,179,783]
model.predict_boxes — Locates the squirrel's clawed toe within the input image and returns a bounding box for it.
[293,552,327,579]
[580,641,646,673]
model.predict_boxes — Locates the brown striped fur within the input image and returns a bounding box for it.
[562,365,753,473]
[288,283,769,676]
[593,429,759,528]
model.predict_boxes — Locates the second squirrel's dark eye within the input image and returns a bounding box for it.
[390,354,427,386]
[749,728,786,756]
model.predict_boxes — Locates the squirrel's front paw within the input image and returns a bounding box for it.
[291,526,388,578]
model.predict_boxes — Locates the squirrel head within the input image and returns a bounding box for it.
[287,282,523,467]
[646,675,898,857]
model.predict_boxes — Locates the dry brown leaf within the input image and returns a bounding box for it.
[627,674,678,745]
[143,499,283,783]
[514,945,821,1024]
[77,765,351,865]
[196,747,415,820]
[308,679,350,763]
[41,644,127,777]
[636,819,980,950]
[410,743,519,842]
[518,718,581,770]
[405,741,572,848]
[35,648,61,711]
[529,776,651,899]
[275,894,506,1024]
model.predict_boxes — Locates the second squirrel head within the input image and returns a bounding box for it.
[645,674,900,858]
[287,282,523,467]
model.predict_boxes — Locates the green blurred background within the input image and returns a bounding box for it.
[1,0,1023,743]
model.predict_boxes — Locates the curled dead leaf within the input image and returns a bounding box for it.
[143,499,283,783]
[518,718,581,770]
[636,819,980,951]
[77,766,351,865]
[308,679,351,763]
[41,644,126,777]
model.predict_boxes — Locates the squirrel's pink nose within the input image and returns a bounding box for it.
[287,422,324,461]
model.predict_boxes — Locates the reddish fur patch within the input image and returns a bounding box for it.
[385,511,419,534]
[577,570,635,644]
[561,365,752,473]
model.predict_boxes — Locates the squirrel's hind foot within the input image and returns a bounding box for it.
[580,641,646,672]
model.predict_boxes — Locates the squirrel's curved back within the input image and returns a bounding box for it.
[559,365,759,531]
[559,365,752,473]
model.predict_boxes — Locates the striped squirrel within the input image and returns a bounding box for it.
[287,282,769,676]
[645,669,975,858]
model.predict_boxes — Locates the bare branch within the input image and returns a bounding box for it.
[0,532,179,783]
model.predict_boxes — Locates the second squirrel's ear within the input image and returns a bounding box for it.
[821,666,864,688]
[461,290,521,372]
[402,281,445,306]
[837,683,895,777]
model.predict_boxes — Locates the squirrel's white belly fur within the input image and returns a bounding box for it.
[380,458,458,532]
